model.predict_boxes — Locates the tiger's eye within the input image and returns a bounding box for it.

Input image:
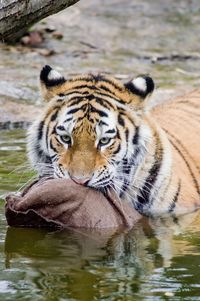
[99,137,111,145]
[61,135,71,144]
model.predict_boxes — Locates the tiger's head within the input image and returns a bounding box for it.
[28,65,154,195]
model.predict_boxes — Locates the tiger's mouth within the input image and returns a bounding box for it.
[53,166,132,202]
[53,166,112,186]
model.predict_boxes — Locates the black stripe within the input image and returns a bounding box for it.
[97,83,123,98]
[86,94,94,101]
[96,169,106,178]
[45,77,66,87]
[107,141,116,150]
[133,127,139,144]
[67,84,96,91]
[118,108,135,127]
[168,180,181,212]
[120,155,140,197]
[45,108,59,149]
[49,139,58,153]
[95,90,123,103]
[113,143,121,155]
[60,90,90,97]
[98,84,112,94]
[89,106,108,117]
[67,103,89,116]
[76,116,86,124]
[67,75,122,93]
[37,121,44,140]
[57,125,65,131]
[94,173,111,186]
[125,128,129,142]
[116,128,121,139]
[51,124,57,135]
[98,78,123,92]
[95,96,115,110]
[137,135,163,206]
[105,129,116,134]
[64,117,73,123]
[35,145,43,158]
[50,154,58,161]
[46,123,50,150]
[120,153,138,198]
[99,120,108,126]
[50,109,58,121]
[119,158,133,198]
[34,144,51,164]
[67,107,81,115]
[123,114,136,127]
[57,98,65,102]
[120,179,131,198]
[118,114,125,126]
[95,91,126,106]
[67,97,86,106]
[60,89,122,110]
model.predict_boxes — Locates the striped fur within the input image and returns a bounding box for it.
[27,65,200,217]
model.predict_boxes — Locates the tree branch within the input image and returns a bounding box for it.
[0,0,80,42]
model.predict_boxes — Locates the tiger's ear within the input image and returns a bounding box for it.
[40,65,66,101]
[124,75,154,101]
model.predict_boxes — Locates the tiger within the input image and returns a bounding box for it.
[27,65,200,217]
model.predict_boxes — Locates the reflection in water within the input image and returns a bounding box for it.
[3,210,200,301]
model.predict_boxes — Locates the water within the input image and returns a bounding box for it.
[0,129,200,301]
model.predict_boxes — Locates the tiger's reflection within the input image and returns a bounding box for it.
[4,210,200,299]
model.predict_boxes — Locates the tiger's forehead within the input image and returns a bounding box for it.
[61,74,124,93]
[53,73,138,105]
[46,73,141,139]
[58,97,117,134]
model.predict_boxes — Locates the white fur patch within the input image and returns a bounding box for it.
[132,77,147,92]
[48,69,63,81]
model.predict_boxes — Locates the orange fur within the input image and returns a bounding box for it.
[151,89,200,213]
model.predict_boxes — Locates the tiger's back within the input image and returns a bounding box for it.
[151,89,200,213]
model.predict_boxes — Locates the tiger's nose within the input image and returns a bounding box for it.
[70,175,91,186]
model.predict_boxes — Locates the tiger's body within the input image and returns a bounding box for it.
[151,90,200,215]
[28,65,200,217]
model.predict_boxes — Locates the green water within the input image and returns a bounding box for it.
[0,130,200,301]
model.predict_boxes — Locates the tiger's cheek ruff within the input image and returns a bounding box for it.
[27,103,69,177]
[27,119,53,176]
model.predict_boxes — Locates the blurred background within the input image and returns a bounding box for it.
[1,0,200,127]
